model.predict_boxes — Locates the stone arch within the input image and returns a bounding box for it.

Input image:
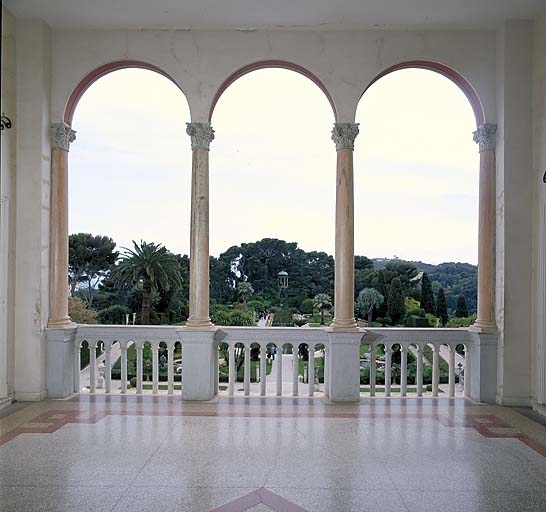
[208,60,337,121]
[63,59,189,124]
[360,60,485,127]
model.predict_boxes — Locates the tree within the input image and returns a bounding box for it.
[436,287,448,326]
[237,281,254,306]
[313,293,332,325]
[68,296,97,324]
[357,288,384,324]
[420,272,435,314]
[300,298,315,314]
[112,241,182,325]
[387,278,405,324]
[68,233,118,305]
[455,295,468,318]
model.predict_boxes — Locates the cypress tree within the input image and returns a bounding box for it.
[455,295,469,318]
[420,272,435,314]
[436,287,448,326]
[387,277,405,324]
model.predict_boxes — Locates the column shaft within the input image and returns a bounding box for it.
[331,123,359,330]
[186,123,214,328]
[48,123,75,327]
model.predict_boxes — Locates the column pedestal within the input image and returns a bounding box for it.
[46,326,77,398]
[467,331,497,403]
[326,331,364,402]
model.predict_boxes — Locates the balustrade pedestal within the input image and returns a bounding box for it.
[326,331,364,402]
[46,326,77,398]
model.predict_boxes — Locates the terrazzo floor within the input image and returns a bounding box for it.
[1,395,546,511]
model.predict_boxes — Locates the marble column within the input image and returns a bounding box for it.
[471,123,497,333]
[331,123,359,330]
[186,122,214,328]
[48,122,76,327]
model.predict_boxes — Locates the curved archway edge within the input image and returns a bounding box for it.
[63,60,184,124]
[362,60,485,127]
[208,60,338,121]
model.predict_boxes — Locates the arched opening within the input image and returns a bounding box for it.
[355,66,479,327]
[67,66,192,325]
[209,67,336,316]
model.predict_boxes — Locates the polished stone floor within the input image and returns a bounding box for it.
[1,396,546,511]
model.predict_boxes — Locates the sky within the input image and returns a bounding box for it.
[69,67,478,264]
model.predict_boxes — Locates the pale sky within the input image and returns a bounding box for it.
[69,67,478,264]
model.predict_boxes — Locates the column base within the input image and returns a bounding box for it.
[47,317,76,328]
[178,327,218,400]
[330,318,358,331]
[46,326,77,398]
[469,321,497,334]
[185,317,214,329]
[326,330,365,402]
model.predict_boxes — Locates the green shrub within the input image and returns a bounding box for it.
[130,377,137,388]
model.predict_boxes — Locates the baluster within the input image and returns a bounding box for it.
[370,344,376,397]
[416,346,423,397]
[89,340,97,393]
[152,342,159,394]
[168,342,174,395]
[384,346,392,397]
[448,345,455,397]
[324,347,329,398]
[292,345,299,396]
[214,346,219,396]
[244,345,251,395]
[432,345,439,397]
[276,345,282,396]
[136,343,143,394]
[74,341,81,393]
[228,344,235,396]
[260,346,267,396]
[308,344,315,397]
[120,343,128,394]
[463,346,470,398]
[400,346,407,397]
[105,343,112,393]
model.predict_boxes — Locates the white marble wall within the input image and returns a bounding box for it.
[13,19,52,401]
[0,6,17,407]
[531,13,546,414]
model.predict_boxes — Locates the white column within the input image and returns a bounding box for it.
[168,343,174,395]
[432,345,439,397]
[260,346,267,396]
[136,343,143,394]
[471,123,497,333]
[276,345,283,396]
[331,123,359,330]
[228,344,235,396]
[292,346,299,396]
[384,346,392,397]
[370,345,376,397]
[308,344,315,397]
[244,345,251,396]
[400,347,407,397]
[152,343,159,394]
[448,345,456,398]
[48,123,76,328]
[120,343,128,394]
[74,341,81,393]
[463,347,471,398]
[416,346,423,397]
[186,122,214,328]
[105,344,112,393]
[89,341,97,393]
[324,347,329,398]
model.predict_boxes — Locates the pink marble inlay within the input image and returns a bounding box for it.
[210,488,307,512]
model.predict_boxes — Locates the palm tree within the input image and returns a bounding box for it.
[237,281,254,306]
[357,288,384,325]
[313,293,332,326]
[112,241,182,325]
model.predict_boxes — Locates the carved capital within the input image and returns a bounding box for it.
[186,122,214,150]
[473,123,496,152]
[51,122,76,151]
[331,123,359,150]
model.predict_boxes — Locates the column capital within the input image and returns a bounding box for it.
[331,123,359,150]
[472,123,497,152]
[186,122,215,150]
[51,122,76,151]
